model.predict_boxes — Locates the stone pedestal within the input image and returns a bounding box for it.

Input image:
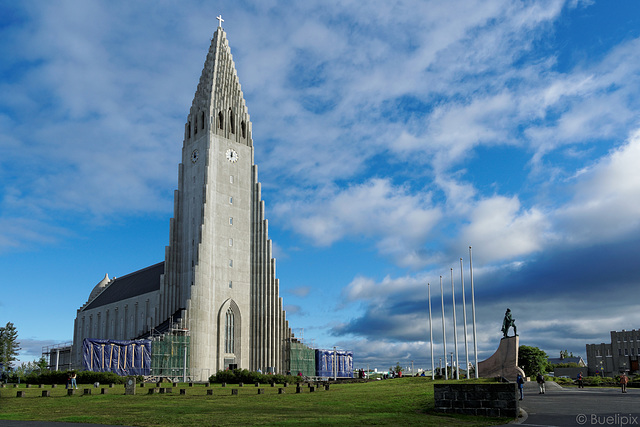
[124,377,136,395]
[477,336,526,381]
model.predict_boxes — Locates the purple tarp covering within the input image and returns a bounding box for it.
[315,349,353,378]
[82,338,151,376]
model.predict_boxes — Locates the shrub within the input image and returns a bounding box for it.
[21,370,136,385]
[209,369,302,384]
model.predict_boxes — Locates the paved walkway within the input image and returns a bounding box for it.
[512,381,639,427]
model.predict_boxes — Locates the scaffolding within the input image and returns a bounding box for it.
[286,328,316,377]
[150,329,190,381]
[41,341,73,371]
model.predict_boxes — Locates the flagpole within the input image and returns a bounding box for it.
[428,282,434,380]
[440,275,447,380]
[460,258,470,379]
[469,246,478,378]
[451,268,459,380]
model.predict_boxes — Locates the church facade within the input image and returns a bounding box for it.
[71,24,293,381]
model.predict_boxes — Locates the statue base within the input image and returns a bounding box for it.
[477,336,526,381]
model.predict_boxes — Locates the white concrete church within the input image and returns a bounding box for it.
[71,21,295,381]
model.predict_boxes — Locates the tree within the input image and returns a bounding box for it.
[519,345,548,376]
[0,322,21,370]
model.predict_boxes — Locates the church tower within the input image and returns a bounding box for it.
[159,22,291,380]
[71,21,293,381]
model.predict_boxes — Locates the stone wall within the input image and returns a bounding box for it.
[434,383,519,418]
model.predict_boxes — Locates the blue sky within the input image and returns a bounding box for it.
[2,0,640,372]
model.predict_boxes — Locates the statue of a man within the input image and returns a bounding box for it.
[501,308,517,338]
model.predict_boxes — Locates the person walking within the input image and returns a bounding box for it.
[517,373,525,400]
[577,371,584,388]
[536,372,545,394]
[620,373,628,393]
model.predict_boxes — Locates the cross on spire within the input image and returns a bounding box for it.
[216,15,224,28]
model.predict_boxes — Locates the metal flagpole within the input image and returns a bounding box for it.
[428,282,435,380]
[451,268,459,380]
[460,258,470,379]
[469,246,478,379]
[440,275,447,380]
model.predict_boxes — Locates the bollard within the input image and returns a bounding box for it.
[238,382,243,387]
[148,388,158,395]
[17,391,25,397]
[180,389,186,395]
[207,389,213,396]
[324,384,330,391]
[310,386,315,392]
[52,384,57,388]
[67,389,75,396]
[255,382,260,387]
[221,382,226,387]
[257,388,264,394]
[296,385,302,394]
[83,389,91,395]
[278,388,285,394]
[101,388,108,395]
[41,390,50,397]
[231,389,238,396]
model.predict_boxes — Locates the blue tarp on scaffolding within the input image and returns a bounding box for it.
[315,349,353,378]
[82,339,152,376]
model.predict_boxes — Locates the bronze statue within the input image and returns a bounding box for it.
[501,308,517,338]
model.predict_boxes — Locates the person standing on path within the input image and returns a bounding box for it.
[536,373,545,394]
[577,371,584,388]
[517,373,525,400]
[620,373,628,393]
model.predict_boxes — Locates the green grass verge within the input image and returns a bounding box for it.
[0,377,511,426]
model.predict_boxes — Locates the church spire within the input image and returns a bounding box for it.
[186,24,252,146]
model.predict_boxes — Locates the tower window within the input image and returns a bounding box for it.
[194,115,198,134]
[201,111,205,130]
[218,111,224,130]
[225,307,234,353]
[229,238,233,246]
[229,197,233,204]
[229,217,233,225]
[229,108,235,134]
[229,259,233,267]
[241,121,246,138]
[228,281,233,288]
[187,122,192,138]
[230,175,234,184]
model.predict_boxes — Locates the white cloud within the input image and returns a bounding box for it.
[275,178,441,266]
[556,129,640,243]
[459,195,550,262]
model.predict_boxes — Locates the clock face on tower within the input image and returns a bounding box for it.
[191,149,199,163]
[226,148,238,163]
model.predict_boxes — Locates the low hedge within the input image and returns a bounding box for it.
[209,369,303,385]
[19,370,141,385]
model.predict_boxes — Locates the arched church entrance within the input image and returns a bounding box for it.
[218,299,241,371]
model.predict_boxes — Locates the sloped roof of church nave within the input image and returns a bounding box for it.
[83,262,164,311]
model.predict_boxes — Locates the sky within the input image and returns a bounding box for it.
[1,0,640,372]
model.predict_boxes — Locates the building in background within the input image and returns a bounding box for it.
[586,329,639,376]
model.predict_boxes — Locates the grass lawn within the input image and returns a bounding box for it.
[0,377,511,426]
